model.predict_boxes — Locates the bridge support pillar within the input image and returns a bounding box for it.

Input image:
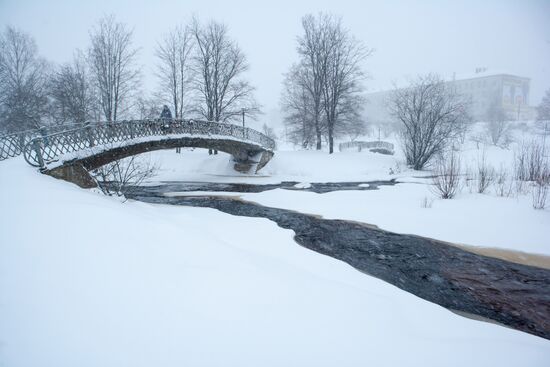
[44,163,98,189]
[232,150,274,174]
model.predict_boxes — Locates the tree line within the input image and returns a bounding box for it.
[0,15,258,133]
[2,12,548,166]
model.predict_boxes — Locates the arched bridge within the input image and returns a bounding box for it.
[8,119,275,188]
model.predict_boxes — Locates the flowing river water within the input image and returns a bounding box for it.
[125,181,550,340]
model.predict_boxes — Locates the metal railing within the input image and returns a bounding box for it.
[21,119,276,168]
[339,140,394,153]
[0,123,88,161]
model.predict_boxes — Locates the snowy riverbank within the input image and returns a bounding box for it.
[1,146,550,366]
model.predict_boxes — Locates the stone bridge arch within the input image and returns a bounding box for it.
[23,120,275,188]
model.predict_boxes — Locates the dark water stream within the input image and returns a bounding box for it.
[147,179,397,194]
[126,182,550,340]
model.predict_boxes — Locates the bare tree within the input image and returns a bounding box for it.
[0,26,49,132]
[297,13,371,153]
[297,16,328,150]
[391,74,469,170]
[190,18,259,123]
[334,93,367,142]
[48,52,97,124]
[88,15,140,122]
[319,15,370,153]
[280,63,318,148]
[485,101,511,148]
[156,24,193,119]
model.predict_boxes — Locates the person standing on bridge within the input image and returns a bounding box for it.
[160,105,172,121]
[159,105,181,153]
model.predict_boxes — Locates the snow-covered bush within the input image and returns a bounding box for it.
[494,166,514,197]
[388,160,404,175]
[476,152,495,194]
[536,120,550,136]
[485,120,512,148]
[514,140,547,182]
[536,88,550,125]
[484,103,512,148]
[532,181,548,209]
[470,134,485,150]
[462,165,475,193]
[420,196,433,208]
[431,151,462,199]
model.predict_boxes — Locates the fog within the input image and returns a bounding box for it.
[1,0,549,114]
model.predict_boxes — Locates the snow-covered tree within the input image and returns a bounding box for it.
[0,26,49,132]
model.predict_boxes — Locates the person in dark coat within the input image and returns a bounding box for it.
[159,105,181,153]
[160,105,172,121]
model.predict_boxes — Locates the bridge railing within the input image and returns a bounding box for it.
[22,119,276,168]
[339,140,394,153]
[0,123,88,161]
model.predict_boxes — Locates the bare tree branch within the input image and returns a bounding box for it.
[156,24,194,119]
[391,74,470,170]
[0,26,50,132]
[190,18,260,123]
[88,15,140,122]
[48,51,98,124]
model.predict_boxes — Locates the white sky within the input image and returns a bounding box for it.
[1,0,549,117]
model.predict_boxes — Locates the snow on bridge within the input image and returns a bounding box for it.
[0,119,275,187]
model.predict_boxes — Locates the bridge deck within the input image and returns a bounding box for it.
[5,119,275,168]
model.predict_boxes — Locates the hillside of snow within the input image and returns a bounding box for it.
[1,122,549,366]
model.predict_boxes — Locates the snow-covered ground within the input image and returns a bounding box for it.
[136,124,550,257]
[1,122,549,366]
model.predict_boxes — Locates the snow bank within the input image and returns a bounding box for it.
[0,158,549,366]
[142,148,404,183]
[241,184,550,256]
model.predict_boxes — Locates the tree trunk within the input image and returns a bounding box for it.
[316,130,322,150]
[315,116,322,150]
[328,125,334,154]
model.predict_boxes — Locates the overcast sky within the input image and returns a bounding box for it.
[1,0,549,117]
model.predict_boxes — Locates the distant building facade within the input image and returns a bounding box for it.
[365,70,536,125]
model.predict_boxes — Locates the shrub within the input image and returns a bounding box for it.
[532,181,549,209]
[494,166,513,197]
[476,152,495,194]
[431,151,462,199]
